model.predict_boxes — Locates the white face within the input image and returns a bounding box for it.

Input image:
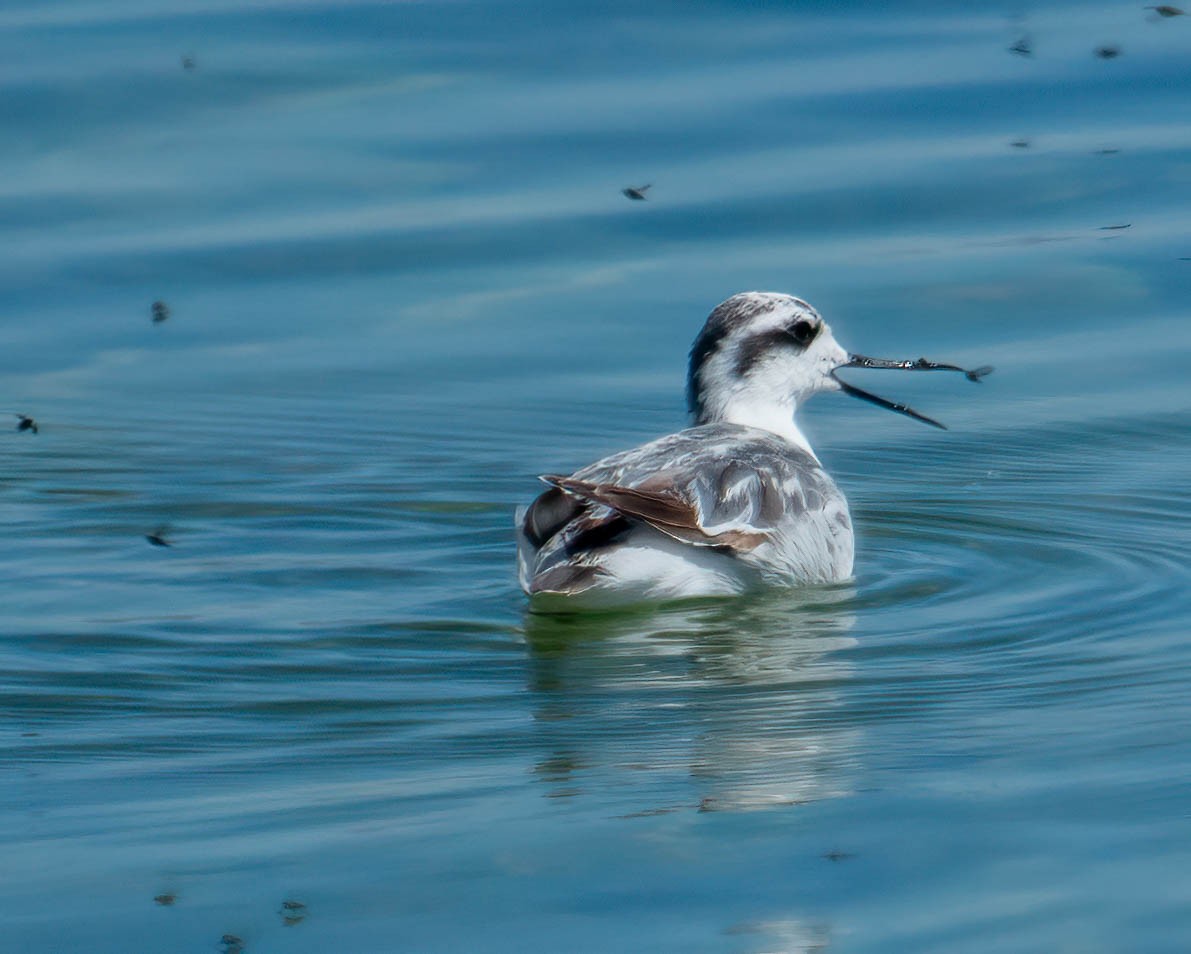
[689,293,849,421]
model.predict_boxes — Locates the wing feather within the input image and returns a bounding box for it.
[520,423,852,593]
[538,423,836,557]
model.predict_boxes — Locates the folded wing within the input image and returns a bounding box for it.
[542,424,835,549]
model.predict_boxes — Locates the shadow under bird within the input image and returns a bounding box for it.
[517,292,992,607]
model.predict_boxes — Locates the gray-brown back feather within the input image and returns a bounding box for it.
[520,423,847,594]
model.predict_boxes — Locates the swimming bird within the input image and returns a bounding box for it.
[15,413,38,434]
[516,292,991,607]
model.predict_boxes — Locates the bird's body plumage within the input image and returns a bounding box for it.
[517,422,852,606]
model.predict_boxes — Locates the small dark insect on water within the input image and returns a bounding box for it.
[1008,35,1032,56]
[622,184,652,201]
[280,899,307,925]
[146,527,173,548]
[15,414,38,434]
[1147,5,1184,16]
[151,300,170,323]
[1095,45,1122,58]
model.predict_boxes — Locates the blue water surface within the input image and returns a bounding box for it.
[3,1,1191,951]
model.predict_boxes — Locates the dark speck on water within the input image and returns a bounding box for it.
[15,414,38,434]
[280,899,307,925]
[622,184,651,200]
[151,300,170,323]
[1098,223,1132,230]
[1146,5,1184,17]
[1007,36,1032,56]
[1009,139,1030,149]
[153,893,176,906]
[145,528,172,547]
[181,55,196,70]
[1095,45,1122,58]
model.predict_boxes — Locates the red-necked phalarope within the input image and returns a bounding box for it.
[517,292,991,606]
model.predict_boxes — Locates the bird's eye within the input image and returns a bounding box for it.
[788,320,818,346]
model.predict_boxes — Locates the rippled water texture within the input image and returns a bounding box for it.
[3,1,1191,951]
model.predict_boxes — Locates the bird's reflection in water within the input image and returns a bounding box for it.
[523,586,859,813]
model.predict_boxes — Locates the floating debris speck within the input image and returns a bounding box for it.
[146,527,173,548]
[280,899,307,926]
[1008,35,1032,56]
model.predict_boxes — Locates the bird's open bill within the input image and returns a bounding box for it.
[832,354,994,430]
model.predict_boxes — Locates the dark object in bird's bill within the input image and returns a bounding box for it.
[15,414,38,434]
[151,300,170,323]
[622,184,651,201]
[1095,45,1122,58]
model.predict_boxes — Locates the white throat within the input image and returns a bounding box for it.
[715,392,818,461]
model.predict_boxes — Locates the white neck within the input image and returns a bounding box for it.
[710,392,818,461]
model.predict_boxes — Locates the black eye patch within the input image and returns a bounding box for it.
[734,321,820,377]
[786,320,819,347]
